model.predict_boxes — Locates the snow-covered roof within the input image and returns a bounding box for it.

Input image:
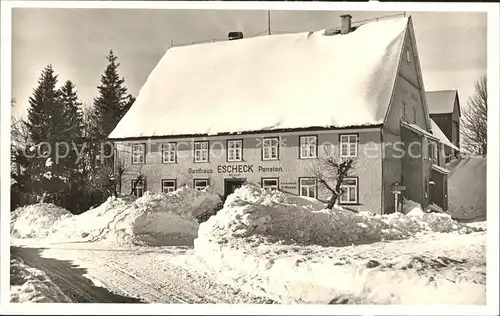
[109,17,410,139]
[430,119,459,151]
[431,164,451,175]
[401,121,439,142]
[425,90,458,115]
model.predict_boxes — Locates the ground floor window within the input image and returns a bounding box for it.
[162,179,176,193]
[194,179,210,191]
[299,177,317,198]
[132,179,145,197]
[339,177,358,204]
[262,178,279,191]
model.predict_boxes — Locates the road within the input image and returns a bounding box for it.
[10,243,273,304]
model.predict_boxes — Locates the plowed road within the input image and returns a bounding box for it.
[10,244,272,304]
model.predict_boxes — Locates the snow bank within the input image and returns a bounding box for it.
[197,185,480,249]
[448,157,486,221]
[193,184,485,304]
[10,203,72,239]
[10,258,72,303]
[45,186,221,246]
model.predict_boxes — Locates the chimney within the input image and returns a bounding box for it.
[340,14,352,35]
[228,31,244,41]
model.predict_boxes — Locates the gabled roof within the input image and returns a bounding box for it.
[430,119,459,151]
[109,17,410,139]
[425,90,459,115]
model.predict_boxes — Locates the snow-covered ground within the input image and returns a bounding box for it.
[10,257,72,303]
[11,186,221,246]
[191,185,486,304]
[10,184,487,304]
[447,156,487,221]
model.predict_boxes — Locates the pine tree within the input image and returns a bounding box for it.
[27,65,60,145]
[25,65,67,202]
[93,50,133,139]
[59,80,84,140]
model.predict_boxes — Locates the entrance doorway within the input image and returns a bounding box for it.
[224,178,246,200]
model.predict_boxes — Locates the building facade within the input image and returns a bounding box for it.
[426,90,462,160]
[110,15,455,214]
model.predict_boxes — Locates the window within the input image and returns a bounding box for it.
[401,101,406,121]
[161,142,177,163]
[406,48,411,64]
[299,178,317,198]
[262,137,279,160]
[428,142,437,163]
[262,178,279,191]
[339,178,358,204]
[300,136,318,159]
[194,141,209,163]
[412,108,417,124]
[227,139,243,162]
[340,134,358,158]
[132,179,145,197]
[194,179,209,191]
[162,179,176,193]
[132,144,145,164]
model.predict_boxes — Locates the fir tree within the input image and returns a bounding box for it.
[26,65,60,145]
[93,50,133,139]
[59,80,84,140]
[25,65,67,202]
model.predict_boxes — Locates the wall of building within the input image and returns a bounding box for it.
[115,128,383,213]
[381,131,402,214]
[380,21,438,211]
[400,127,424,204]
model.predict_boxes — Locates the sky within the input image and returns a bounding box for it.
[11,8,487,118]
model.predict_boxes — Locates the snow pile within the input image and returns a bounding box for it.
[197,185,480,249]
[192,185,485,304]
[10,203,73,239]
[448,156,486,221]
[46,186,221,246]
[10,258,72,303]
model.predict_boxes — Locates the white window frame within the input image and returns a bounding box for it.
[227,139,243,162]
[299,177,317,199]
[194,179,209,191]
[132,179,145,197]
[262,137,279,161]
[131,143,145,164]
[340,134,358,158]
[300,136,318,159]
[162,179,176,193]
[194,141,209,163]
[161,142,177,163]
[339,177,358,204]
[262,178,279,191]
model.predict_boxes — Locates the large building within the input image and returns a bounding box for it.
[109,14,456,214]
[425,90,462,160]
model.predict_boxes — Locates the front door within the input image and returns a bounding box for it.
[224,178,246,200]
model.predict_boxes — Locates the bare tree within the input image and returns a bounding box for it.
[313,156,355,209]
[461,75,487,155]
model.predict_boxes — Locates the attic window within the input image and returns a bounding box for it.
[401,102,406,121]
[405,48,411,64]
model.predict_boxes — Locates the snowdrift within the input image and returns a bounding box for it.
[197,185,480,248]
[12,187,221,246]
[193,184,486,304]
[448,156,486,221]
[10,258,72,303]
[10,203,72,239]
